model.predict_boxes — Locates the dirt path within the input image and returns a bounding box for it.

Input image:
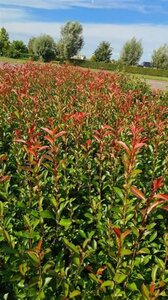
[146,79,168,91]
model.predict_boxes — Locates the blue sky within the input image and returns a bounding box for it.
[0,0,168,61]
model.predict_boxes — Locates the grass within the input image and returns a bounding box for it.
[126,72,168,82]
[0,56,29,64]
[77,66,168,82]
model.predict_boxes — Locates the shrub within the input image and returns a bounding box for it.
[0,63,167,299]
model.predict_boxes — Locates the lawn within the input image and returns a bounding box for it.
[0,56,29,64]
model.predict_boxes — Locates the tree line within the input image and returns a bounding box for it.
[0,22,168,69]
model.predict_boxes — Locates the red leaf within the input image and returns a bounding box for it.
[121,229,131,240]
[113,227,121,238]
[38,146,49,151]
[44,135,54,145]
[101,125,113,131]
[162,206,168,212]
[154,194,168,201]
[153,177,164,191]
[0,175,11,182]
[93,130,100,137]
[14,139,27,144]
[0,154,7,161]
[41,127,53,136]
[35,240,42,253]
[147,199,168,215]
[150,282,155,294]
[96,265,107,275]
[41,154,53,162]
[134,143,146,150]
[116,141,130,155]
[131,186,146,201]
[55,131,66,139]
[27,148,37,157]
[93,135,101,143]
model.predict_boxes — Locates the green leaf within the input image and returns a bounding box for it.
[73,255,80,266]
[141,283,150,299]
[114,187,124,200]
[137,248,150,254]
[35,291,45,300]
[127,282,138,291]
[155,257,165,270]
[63,238,79,254]
[41,210,55,220]
[26,250,39,264]
[79,230,87,238]
[84,213,94,221]
[44,277,52,287]
[89,273,99,283]
[114,273,127,283]
[101,280,114,288]
[49,197,57,208]
[3,230,13,248]
[23,215,31,227]
[121,248,132,257]
[0,201,3,218]
[152,265,159,282]
[3,293,9,300]
[28,276,39,287]
[59,218,72,228]
[149,231,157,242]
[70,290,81,298]
[0,191,8,201]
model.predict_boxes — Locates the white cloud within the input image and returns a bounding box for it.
[0,7,28,21]
[0,0,167,12]
[1,21,168,61]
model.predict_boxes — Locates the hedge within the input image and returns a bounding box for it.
[71,59,168,78]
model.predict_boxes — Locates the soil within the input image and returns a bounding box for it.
[146,79,168,91]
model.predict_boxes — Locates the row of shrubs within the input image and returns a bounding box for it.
[71,59,168,78]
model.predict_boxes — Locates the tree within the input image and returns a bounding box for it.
[120,37,143,65]
[32,35,56,62]
[58,21,84,60]
[8,40,28,58]
[93,41,112,62]
[151,44,168,69]
[0,27,10,56]
[28,37,36,55]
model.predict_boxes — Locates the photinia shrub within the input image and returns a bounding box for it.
[0,62,168,299]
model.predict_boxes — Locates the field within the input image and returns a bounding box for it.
[0,63,168,299]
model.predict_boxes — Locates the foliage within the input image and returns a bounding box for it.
[28,37,37,55]
[93,41,113,62]
[73,59,168,77]
[8,40,28,58]
[58,21,84,60]
[0,63,168,299]
[32,35,57,62]
[0,27,10,56]
[120,37,143,65]
[151,44,168,69]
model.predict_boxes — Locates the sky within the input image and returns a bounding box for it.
[0,0,168,62]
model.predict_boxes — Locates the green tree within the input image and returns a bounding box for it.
[151,44,168,69]
[93,41,112,62]
[28,37,36,55]
[120,37,143,65]
[0,27,10,56]
[58,21,84,61]
[33,35,56,62]
[8,40,28,58]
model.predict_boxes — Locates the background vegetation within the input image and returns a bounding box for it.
[0,24,168,70]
